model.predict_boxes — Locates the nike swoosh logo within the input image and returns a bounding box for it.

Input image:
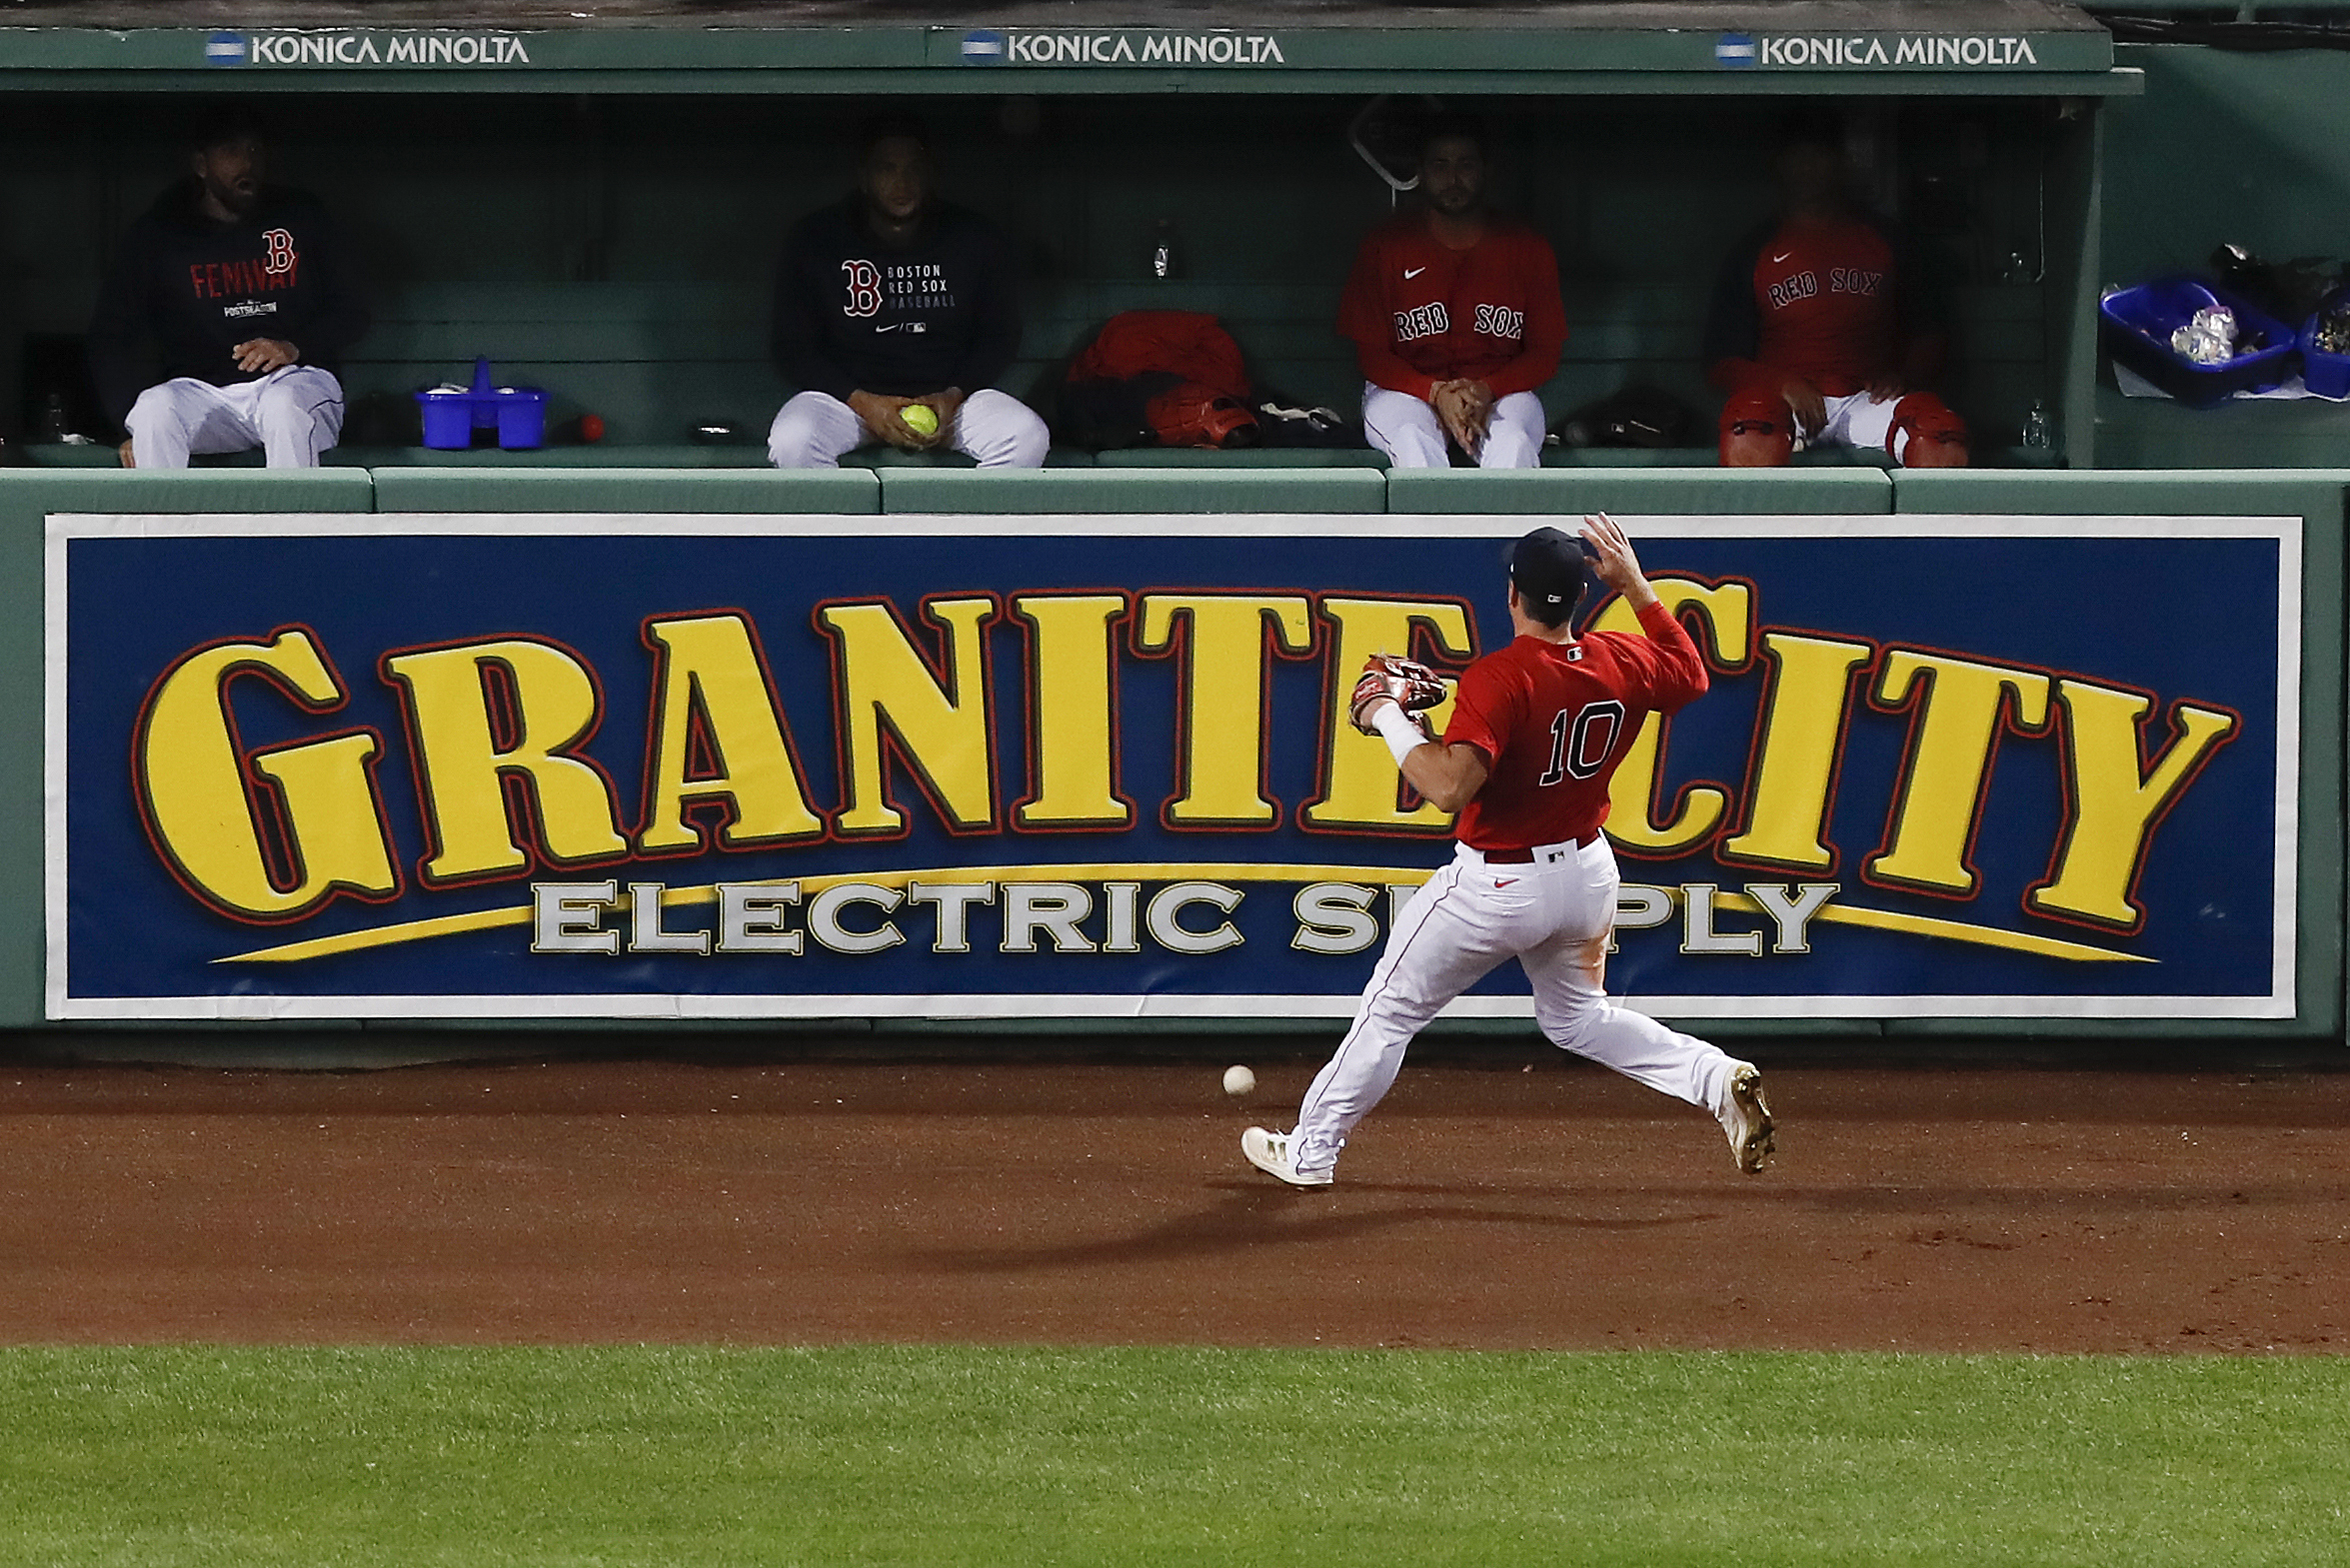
[873,323,903,333]
[1493,877,1519,888]
[1403,267,1426,279]
[1770,252,1793,264]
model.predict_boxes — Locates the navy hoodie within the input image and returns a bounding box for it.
[771,196,1022,401]
[87,181,371,423]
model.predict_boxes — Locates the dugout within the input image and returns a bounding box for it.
[2,0,2131,469]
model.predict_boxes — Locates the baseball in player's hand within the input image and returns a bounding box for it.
[849,390,926,450]
[910,389,965,450]
[232,338,299,374]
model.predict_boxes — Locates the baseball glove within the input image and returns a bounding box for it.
[1348,653,1447,736]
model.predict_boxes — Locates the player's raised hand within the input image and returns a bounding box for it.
[1579,512,1659,610]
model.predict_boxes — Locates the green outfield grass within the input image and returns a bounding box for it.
[2,1346,2342,1566]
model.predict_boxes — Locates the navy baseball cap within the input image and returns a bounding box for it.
[1507,526,1592,618]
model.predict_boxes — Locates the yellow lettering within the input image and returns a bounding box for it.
[2029,683,2238,929]
[1723,633,1876,871]
[1593,579,1751,853]
[136,630,397,920]
[1012,594,1134,829]
[1136,594,1313,826]
[819,598,999,835]
[1303,597,1474,831]
[383,640,629,883]
[638,614,825,853]
[1865,650,2051,895]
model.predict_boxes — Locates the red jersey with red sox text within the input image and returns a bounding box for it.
[1703,214,1944,399]
[1440,602,1709,851]
[1337,215,1567,401]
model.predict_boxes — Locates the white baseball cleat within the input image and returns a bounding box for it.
[1719,1064,1775,1174]
[1241,1125,1333,1187]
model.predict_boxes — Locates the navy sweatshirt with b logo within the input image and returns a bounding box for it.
[86,181,372,423]
[769,196,1023,402]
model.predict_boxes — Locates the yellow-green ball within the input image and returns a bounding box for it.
[902,404,940,437]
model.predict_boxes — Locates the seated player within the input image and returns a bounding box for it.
[1337,113,1566,469]
[768,115,1048,469]
[87,104,370,469]
[1701,117,1968,469]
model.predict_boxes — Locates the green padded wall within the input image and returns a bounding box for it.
[878,467,1385,514]
[350,445,771,469]
[0,469,377,1026]
[1095,449,1387,469]
[1893,468,2347,1040]
[370,467,878,513]
[8,464,2341,1045]
[1386,467,1893,516]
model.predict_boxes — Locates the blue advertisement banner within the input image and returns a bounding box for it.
[44,514,2296,1021]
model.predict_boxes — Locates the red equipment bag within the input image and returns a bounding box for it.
[1065,311,1259,449]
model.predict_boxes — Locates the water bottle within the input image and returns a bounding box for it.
[2020,400,2052,451]
[1149,219,1182,281]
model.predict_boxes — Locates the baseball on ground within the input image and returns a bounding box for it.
[1222,1064,1256,1097]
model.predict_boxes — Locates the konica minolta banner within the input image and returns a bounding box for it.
[44,514,2296,1021]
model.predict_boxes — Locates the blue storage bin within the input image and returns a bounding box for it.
[414,358,549,449]
[416,390,474,449]
[2098,277,2298,409]
[2299,291,2350,401]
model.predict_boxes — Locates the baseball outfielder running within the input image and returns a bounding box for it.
[1243,516,1775,1187]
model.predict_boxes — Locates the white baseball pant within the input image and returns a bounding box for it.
[1289,834,1749,1176]
[1361,383,1546,469]
[767,388,1050,469]
[125,367,345,469]
[1805,390,1910,460]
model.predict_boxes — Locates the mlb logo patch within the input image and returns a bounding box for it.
[961,29,1007,64]
[1715,33,1758,68]
[204,31,250,67]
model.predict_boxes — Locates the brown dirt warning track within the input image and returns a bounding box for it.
[1,1058,2344,1352]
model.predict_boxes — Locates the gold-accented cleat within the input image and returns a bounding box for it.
[1720,1064,1775,1174]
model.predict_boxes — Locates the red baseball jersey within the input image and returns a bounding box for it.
[1336,215,1566,401]
[1705,216,1915,399]
[1441,602,1708,851]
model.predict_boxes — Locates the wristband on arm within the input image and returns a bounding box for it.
[1370,703,1428,769]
